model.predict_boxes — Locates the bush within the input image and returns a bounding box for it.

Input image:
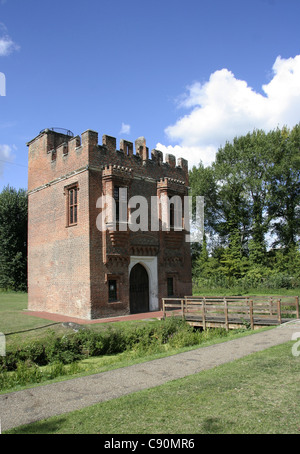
[0,360,84,391]
[0,318,233,391]
[0,361,43,389]
[0,318,205,373]
[44,334,85,364]
[169,327,201,349]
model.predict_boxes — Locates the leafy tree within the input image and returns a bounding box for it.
[189,124,300,290]
[189,162,219,238]
[0,186,28,291]
[193,234,209,278]
[214,129,276,262]
[268,125,300,248]
[219,227,249,282]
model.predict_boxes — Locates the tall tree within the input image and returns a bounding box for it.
[0,186,28,291]
[268,125,300,248]
[189,124,300,289]
[214,129,279,263]
[189,162,218,237]
[189,159,250,251]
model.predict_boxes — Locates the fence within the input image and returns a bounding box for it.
[162,295,300,330]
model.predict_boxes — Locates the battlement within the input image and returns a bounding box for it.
[102,164,133,179]
[158,176,186,186]
[27,128,189,192]
[157,176,186,194]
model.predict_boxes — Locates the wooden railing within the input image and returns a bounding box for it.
[162,295,300,330]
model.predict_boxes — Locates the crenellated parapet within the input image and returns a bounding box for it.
[157,176,187,195]
[101,164,134,185]
[157,176,186,187]
[27,128,189,192]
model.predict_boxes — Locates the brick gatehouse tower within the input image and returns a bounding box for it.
[27,128,192,319]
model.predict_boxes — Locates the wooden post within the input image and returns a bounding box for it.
[224,297,229,331]
[249,300,254,330]
[202,297,206,330]
[277,299,282,324]
[296,296,299,320]
[269,296,273,316]
[162,298,165,319]
[181,299,184,318]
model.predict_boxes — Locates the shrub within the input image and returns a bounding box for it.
[169,328,201,349]
[44,334,85,364]
[0,318,232,391]
[0,361,43,389]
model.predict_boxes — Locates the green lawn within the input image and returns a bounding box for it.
[5,341,300,434]
[0,292,161,346]
[3,289,288,348]
[0,292,66,343]
[1,288,299,339]
[2,291,300,434]
[0,292,53,333]
[0,291,273,396]
[193,287,300,297]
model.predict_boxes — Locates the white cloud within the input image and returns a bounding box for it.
[0,23,19,56]
[0,144,14,176]
[0,36,19,56]
[157,55,300,169]
[120,122,131,135]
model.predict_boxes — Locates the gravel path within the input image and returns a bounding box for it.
[1,321,300,432]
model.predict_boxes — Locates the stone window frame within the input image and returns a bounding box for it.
[106,274,122,303]
[108,279,118,302]
[168,193,184,231]
[166,273,177,297]
[64,182,79,227]
[113,184,128,226]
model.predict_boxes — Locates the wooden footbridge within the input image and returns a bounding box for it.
[162,295,300,330]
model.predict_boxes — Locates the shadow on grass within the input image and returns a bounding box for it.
[6,417,67,435]
[201,417,235,434]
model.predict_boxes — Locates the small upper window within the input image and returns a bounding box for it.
[114,186,120,222]
[67,185,78,226]
[168,195,183,230]
[113,186,127,223]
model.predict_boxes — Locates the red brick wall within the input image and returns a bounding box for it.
[28,171,92,318]
[27,129,192,319]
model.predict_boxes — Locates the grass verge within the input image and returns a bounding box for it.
[193,287,300,296]
[1,318,268,394]
[5,341,300,434]
[0,291,274,395]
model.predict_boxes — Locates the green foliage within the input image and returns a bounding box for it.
[0,360,83,390]
[0,318,233,391]
[7,343,300,435]
[0,186,28,291]
[190,124,300,291]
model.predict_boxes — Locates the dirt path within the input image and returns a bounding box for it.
[1,321,300,432]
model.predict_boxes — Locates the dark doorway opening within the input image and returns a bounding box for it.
[129,263,149,314]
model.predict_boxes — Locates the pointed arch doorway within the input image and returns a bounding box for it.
[129,263,149,314]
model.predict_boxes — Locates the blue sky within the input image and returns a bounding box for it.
[1,0,300,191]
